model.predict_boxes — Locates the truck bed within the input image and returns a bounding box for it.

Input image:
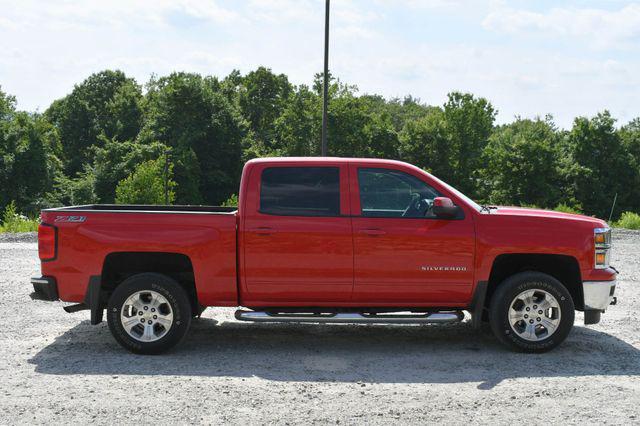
[40,204,239,306]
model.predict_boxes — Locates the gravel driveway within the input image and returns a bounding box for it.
[1,231,639,424]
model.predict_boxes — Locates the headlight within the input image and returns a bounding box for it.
[594,227,611,269]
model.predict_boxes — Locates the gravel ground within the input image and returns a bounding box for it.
[0,230,639,424]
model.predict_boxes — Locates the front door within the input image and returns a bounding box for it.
[350,165,475,306]
[241,163,353,305]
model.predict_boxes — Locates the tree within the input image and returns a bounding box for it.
[0,86,61,214]
[564,111,634,219]
[49,170,99,206]
[140,72,244,204]
[273,84,320,157]
[442,92,496,194]
[618,117,640,216]
[92,139,169,203]
[480,117,563,207]
[398,92,495,196]
[238,67,292,150]
[46,70,143,175]
[399,107,452,180]
[115,156,175,204]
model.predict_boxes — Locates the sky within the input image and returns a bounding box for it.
[1,0,639,128]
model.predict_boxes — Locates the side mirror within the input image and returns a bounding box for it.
[432,197,460,219]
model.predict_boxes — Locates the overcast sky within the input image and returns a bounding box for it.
[1,0,639,128]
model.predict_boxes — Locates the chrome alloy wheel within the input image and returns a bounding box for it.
[508,289,561,342]
[120,290,173,342]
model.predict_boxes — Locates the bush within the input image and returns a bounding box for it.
[615,212,640,230]
[115,157,176,205]
[0,201,39,233]
[221,194,238,207]
[554,203,582,215]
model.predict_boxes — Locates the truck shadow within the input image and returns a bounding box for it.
[29,318,640,389]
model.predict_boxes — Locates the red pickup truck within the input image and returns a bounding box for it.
[32,157,617,354]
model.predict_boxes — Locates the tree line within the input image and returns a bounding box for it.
[1,68,639,221]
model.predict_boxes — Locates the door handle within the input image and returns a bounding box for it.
[359,228,386,236]
[251,227,276,235]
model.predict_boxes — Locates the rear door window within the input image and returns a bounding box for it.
[260,167,340,216]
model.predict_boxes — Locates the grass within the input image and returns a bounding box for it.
[614,212,640,230]
[0,202,39,233]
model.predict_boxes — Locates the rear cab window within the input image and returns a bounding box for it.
[260,167,341,216]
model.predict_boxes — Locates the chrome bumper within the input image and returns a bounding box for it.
[583,280,616,311]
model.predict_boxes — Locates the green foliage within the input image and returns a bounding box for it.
[554,203,582,215]
[140,72,243,205]
[45,70,143,175]
[400,92,495,194]
[221,194,238,207]
[615,212,640,230]
[92,139,169,203]
[399,107,450,178]
[273,84,320,156]
[0,201,39,233]
[563,111,634,219]
[238,67,292,150]
[1,87,61,215]
[48,170,99,206]
[115,156,175,205]
[481,117,562,207]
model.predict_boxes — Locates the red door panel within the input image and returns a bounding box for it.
[243,216,353,303]
[352,217,474,304]
[240,162,353,305]
[349,163,475,306]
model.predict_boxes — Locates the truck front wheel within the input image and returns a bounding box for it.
[106,273,192,354]
[489,271,575,353]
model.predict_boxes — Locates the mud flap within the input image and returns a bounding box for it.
[83,276,103,325]
[584,310,601,325]
[469,281,488,329]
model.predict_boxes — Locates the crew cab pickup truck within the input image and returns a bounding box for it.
[31,157,618,354]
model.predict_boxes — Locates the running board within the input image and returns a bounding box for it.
[234,310,464,324]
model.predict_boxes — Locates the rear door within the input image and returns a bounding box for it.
[350,164,475,306]
[240,162,353,305]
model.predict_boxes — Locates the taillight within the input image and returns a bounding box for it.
[38,223,57,261]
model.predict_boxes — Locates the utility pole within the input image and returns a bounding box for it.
[163,150,169,205]
[321,0,330,156]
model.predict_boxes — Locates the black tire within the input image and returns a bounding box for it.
[107,273,192,354]
[489,271,574,353]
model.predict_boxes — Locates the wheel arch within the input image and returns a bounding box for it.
[485,253,583,311]
[101,252,198,311]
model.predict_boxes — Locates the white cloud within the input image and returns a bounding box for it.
[483,3,640,49]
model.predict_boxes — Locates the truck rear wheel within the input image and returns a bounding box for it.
[489,271,574,353]
[106,273,192,354]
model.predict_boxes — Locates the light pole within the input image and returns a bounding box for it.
[321,0,330,156]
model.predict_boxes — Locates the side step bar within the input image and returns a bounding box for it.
[235,310,464,324]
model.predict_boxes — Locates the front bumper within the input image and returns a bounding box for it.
[582,279,616,325]
[31,276,58,301]
[583,279,616,311]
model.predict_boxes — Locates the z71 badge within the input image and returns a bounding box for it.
[54,215,86,223]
